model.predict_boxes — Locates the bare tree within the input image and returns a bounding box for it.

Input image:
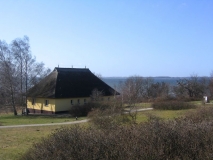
[93,73,102,80]
[11,36,30,110]
[209,71,213,99]
[0,40,18,115]
[173,84,188,99]
[142,77,154,100]
[120,76,144,122]
[0,36,51,115]
[150,82,170,100]
[11,36,51,113]
[90,88,104,101]
[176,74,208,100]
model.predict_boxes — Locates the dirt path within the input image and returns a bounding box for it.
[123,107,153,114]
[0,108,153,129]
[0,119,89,129]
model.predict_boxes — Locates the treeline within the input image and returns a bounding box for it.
[0,36,50,115]
[118,75,213,103]
[68,75,213,122]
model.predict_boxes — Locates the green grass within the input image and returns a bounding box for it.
[136,102,152,108]
[189,101,203,105]
[136,108,197,123]
[0,114,85,126]
[0,125,75,160]
[0,106,206,160]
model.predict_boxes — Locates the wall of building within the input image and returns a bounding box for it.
[55,96,113,112]
[27,96,114,114]
[55,97,90,112]
[27,97,55,114]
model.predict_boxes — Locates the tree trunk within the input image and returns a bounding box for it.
[11,87,17,115]
[25,60,28,115]
[13,106,17,115]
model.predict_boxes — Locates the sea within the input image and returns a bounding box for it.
[102,77,184,88]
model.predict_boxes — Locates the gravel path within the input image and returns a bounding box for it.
[123,107,153,114]
[0,119,89,129]
[0,108,153,129]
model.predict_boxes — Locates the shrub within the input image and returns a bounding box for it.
[88,107,131,130]
[21,116,213,160]
[69,103,93,117]
[69,105,91,117]
[21,106,213,160]
[152,101,196,110]
[69,102,115,117]
[184,106,213,123]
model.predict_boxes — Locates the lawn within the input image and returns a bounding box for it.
[0,114,85,126]
[0,125,75,160]
[0,106,205,160]
[136,109,196,123]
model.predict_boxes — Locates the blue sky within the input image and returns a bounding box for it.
[0,0,213,77]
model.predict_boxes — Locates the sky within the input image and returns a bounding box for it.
[0,0,213,77]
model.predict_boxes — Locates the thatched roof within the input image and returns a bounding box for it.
[27,67,118,98]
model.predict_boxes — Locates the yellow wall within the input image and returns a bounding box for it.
[55,96,113,112]
[27,96,114,113]
[55,97,90,112]
[27,97,55,112]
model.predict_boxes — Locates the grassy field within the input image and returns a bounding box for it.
[136,109,196,123]
[0,114,85,126]
[0,102,209,160]
[0,125,75,160]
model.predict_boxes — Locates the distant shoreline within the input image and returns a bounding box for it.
[102,77,211,88]
[102,77,192,79]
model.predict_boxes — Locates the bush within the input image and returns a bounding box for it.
[184,106,213,122]
[69,104,92,117]
[21,113,213,160]
[69,103,93,117]
[21,106,213,160]
[152,101,196,110]
[69,102,115,117]
[88,107,131,130]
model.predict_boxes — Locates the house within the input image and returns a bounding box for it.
[27,67,119,114]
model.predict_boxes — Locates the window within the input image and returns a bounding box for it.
[45,100,49,106]
[32,98,35,105]
[71,100,73,105]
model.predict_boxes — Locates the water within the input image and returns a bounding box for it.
[102,77,183,88]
